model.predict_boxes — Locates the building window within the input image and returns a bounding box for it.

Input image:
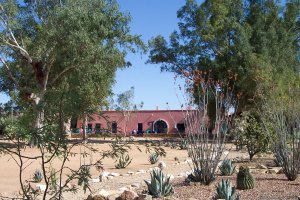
[112,121,117,133]
[176,123,185,133]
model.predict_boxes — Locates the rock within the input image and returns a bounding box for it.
[127,171,135,175]
[137,169,145,173]
[98,189,110,197]
[138,194,152,200]
[252,169,267,174]
[107,194,120,200]
[107,176,114,180]
[36,184,46,192]
[116,190,139,200]
[167,174,174,181]
[257,164,268,169]
[111,172,120,177]
[118,187,129,192]
[91,178,100,183]
[131,183,140,189]
[158,161,166,170]
[121,173,130,176]
[86,195,93,200]
[100,171,110,182]
[92,195,108,200]
[267,169,277,174]
[277,167,284,174]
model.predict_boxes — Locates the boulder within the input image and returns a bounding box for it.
[138,194,152,200]
[116,190,139,200]
[257,164,268,169]
[110,172,120,177]
[86,194,108,200]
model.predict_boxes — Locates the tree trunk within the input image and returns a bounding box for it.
[82,115,87,141]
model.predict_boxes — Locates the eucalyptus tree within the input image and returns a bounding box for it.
[0,0,144,131]
[148,0,300,111]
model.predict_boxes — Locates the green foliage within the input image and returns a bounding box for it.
[149,153,159,164]
[33,169,43,183]
[145,169,174,198]
[233,111,269,161]
[236,166,255,190]
[170,142,177,149]
[115,154,132,169]
[179,140,188,150]
[77,166,92,193]
[215,179,240,200]
[148,0,300,111]
[219,159,236,176]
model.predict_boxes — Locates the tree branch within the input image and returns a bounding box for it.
[0,57,19,89]
[49,66,76,86]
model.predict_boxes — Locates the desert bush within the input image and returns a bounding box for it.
[233,111,269,161]
[219,159,236,176]
[215,179,240,200]
[115,154,132,169]
[149,153,159,164]
[33,169,43,183]
[179,140,188,150]
[145,169,174,198]
[181,69,237,185]
[260,71,300,181]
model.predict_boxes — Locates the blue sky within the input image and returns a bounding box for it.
[0,0,188,109]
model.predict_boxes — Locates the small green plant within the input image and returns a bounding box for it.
[170,142,177,149]
[145,169,174,198]
[115,154,132,169]
[219,159,236,176]
[179,140,188,150]
[32,169,43,183]
[215,179,240,200]
[236,166,255,190]
[149,153,159,164]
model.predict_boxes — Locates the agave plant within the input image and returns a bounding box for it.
[115,154,132,169]
[170,142,177,149]
[219,159,236,176]
[179,140,188,150]
[149,153,159,164]
[32,169,43,183]
[145,169,174,198]
[215,179,240,200]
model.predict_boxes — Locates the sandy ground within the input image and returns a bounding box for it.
[0,137,196,198]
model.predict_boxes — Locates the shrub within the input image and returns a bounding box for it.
[145,169,174,198]
[179,140,188,150]
[32,169,43,183]
[219,159,236,176]
[233,111,269,161]
[215,179,240,200]
[149,153,159,164]
[115,154,132,169]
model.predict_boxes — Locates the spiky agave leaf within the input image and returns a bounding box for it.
[145,169,174,198]
[219,159,236,176]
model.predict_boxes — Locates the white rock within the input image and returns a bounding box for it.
[107,176,113,180]
[36,184,46,192]
[127,171,135,175]
[100,171,109,177]
[91,178,100,183]
[110,172,120,177]
[131,183,140,188]
[223,150,229,157]
[118,187,129,192]
[137,169,145,173]
[98,189,110,197]
[121,173,130,176]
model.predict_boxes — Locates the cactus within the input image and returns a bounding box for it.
[145,169,174,198]
[236,166,255,190]
[170,142,177,149]
[215,179,240,200]
[115,154,132,169]
[149,153,159,164]
[32,169,43,183]
[179,140,188,150]
[219,159,236,176]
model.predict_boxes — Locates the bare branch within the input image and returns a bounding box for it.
[49,66,76,86]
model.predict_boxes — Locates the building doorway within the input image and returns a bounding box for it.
[112,121,117,133]
[153,120,168,133]
[138,123,143,134]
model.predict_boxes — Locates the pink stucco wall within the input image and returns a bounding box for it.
[77,110,187,134]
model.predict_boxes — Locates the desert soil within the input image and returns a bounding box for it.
[0,137,299,200]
